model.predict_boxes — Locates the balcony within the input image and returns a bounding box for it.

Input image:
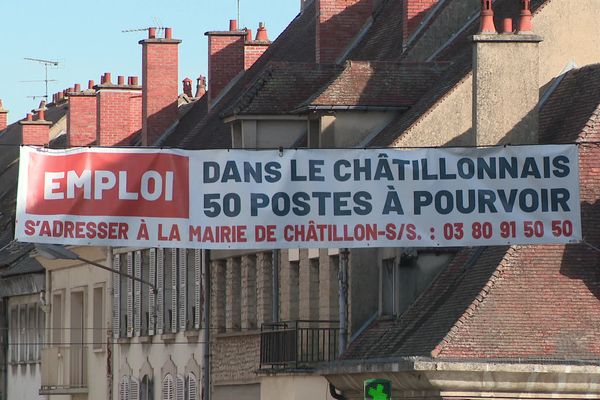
[260,320,340,370]
[40,346,88,395]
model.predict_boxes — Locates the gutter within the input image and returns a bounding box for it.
[292,105,409,114]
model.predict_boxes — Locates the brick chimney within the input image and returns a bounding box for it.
[206,20,247,104]
[195,76,207,98]
[140,27,181,146]
[316,0,373,64]
[96,73,143,146]
[20,110,51,145]
[244,23,271,70]
[472,0,543,145]
[67,80,97,146]
[0,100,8,131]
[403,0,439,42]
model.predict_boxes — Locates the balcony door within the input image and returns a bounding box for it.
[70,291,85,387]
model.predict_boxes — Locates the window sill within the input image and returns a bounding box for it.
[93,347,105,353]
[139,335,153,344]
[161,333,177,343]
[184,330,201,338]
[117,337,131,345]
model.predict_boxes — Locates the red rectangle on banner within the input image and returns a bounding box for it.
[26,151,189,218]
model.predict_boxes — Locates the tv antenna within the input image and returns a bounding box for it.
[23,57,59,101]
[237,0,241,26]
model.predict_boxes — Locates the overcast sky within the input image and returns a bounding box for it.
[0,0,299,123]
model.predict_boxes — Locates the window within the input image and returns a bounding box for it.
[36,304,45,361]
[162,374,174,400]
[120,376,130,400]
[141,375,153,400]
[186,250,202,330]
[141,250,151,336]
[119,254,129,337]
[19,304,27,362]
[187,372,198,400]
[9,307,17,363]
[135,252,142,336]
[52,292,63,345]
[93,286,104,350]
[226,257,241,331]
[27,305,36,361]
[381,258,397,316]
[176,375,185,400]
[164,249,175,333]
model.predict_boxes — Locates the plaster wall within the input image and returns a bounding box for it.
[260,375,335,400]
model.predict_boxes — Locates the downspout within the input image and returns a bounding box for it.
[44,267,52,400]
[338,248,349,355]
[202,250,211,400]
[107,247,114,400]
[271,250,280,323]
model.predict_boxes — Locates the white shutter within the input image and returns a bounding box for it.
[149,249,156,336]
[162,374,174,400]
[187,373,198,400]
[113,254,120,339]
[194,250,201,329]
[120,376,130,400]
[134,251,142,336]
[179,249,187,331]
[171,250,178,333]
[131,377,140,400]
[157,249,164,335]
[127,252,134,337]
[176,374,185,400]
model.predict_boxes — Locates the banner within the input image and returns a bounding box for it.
[16,145,581,249]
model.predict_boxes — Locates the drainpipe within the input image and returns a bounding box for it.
[271,250,280,323]
[202,250,211,400]
[338,248,349,355]
[107,247,114,400]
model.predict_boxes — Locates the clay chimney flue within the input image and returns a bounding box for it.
[479,0,497,34]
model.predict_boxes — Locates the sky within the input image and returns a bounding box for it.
[0,0,299,124]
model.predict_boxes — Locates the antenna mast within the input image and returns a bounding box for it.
[238,0,241,25]
[24,57,59,102]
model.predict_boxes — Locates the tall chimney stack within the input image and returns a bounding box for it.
[0,100,8,131]
[19,110,51,145]
[472,0,542,145]
[67,84,97,146]
[140,27,181,145]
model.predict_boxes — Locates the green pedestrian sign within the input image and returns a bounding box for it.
[364,378,391,400]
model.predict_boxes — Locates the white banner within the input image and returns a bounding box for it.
[16,145,581,249]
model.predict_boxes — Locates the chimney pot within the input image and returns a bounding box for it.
[131,76,139,86]
[502,18,513,33]
[148,27,157,39]
[195,75,207,98]
[479,0,497,34]
[182,77,193,97]
[57,92,64,101]
[26,113,33,121]
[246,29,253,42]
[518,0,533,32]
[88,80,95,89]
[74,83,81,92]
[256,22,269,41]
[165,27,172,39]
[104,72,112,84]
[38,109,45,121]
[118,75,125,85]
[229,19,238,31]
[38,100,46,109]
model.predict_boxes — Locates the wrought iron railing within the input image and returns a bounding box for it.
[260,320,339,370]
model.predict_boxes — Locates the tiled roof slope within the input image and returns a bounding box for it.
[0,102,67,274]
[343,64,600,362]
[369,0,550,146]
[299,61,449,110]
[165,1,317,149]
[222,63,342,116]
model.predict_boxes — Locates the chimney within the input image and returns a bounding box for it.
[403,0,439,43]
[20,111,51,145]
[244,23,271,70]
[205,20,246,104]
[195,76,207,98]
[67,83,97,146]
[140,27,181,146]
[472,0,543,145]
[95,73,142,146]
[182,77,193,97]
[0,100,8,131]
[316,0,373,64]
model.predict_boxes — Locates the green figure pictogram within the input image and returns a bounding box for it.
[368,384,388,400]
[364,378,391,400]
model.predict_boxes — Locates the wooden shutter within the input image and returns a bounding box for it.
[113,254,120,339]
[157,249,164,335]
[134,251,142,336]
[131,377,140,400]
[179,249,187,331]
[149,249,157,336]
[187,373,198,400]
[176,374,185,400]
[194,250,201,329]
[162,374,174,400]
[171,250,178,333]
[127,252,134,337]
